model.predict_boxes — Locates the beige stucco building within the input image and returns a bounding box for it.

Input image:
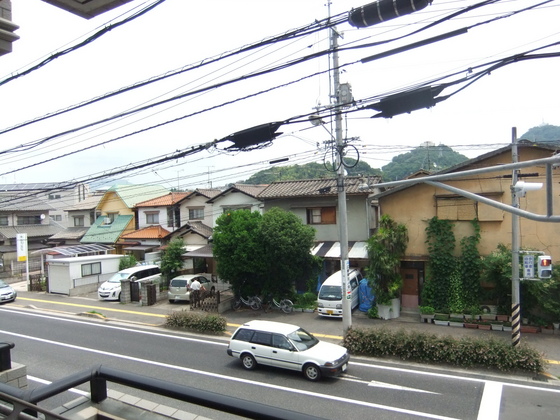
[375,142,560,310]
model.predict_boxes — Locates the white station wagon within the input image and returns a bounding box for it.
[227,320,349,381]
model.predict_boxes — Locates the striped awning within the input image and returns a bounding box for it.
[311,241,368,259]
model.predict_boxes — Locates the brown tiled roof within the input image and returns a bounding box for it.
[135,192,190,207]
[207,184,267,202]
[192,189,222,199]
[258,176,381,199]
[121,225,171,239]
[186,221,212,238]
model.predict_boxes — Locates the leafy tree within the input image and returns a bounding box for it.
[213,208,320,297]
[382,144,468,181]
[458,219,482,309]
[160,238,185,283]
[259,208,321,296]
[365,214,409,305]
[213,210,264,295]
[119,255,138,270]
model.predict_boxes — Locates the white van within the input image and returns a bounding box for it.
[317,269,363,318]
[97,264,161,301]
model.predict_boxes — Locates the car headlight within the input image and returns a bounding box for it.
[317,302,324,308]
[336,304,342,309]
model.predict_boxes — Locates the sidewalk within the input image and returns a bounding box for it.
[8,281,560,380]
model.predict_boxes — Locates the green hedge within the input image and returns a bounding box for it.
[343,327,546,373]
[165,311,227,334]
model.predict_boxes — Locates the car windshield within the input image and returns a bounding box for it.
[318,285,342,300]
[107,273,130,283]
[0,280,8,288]
[287,328,319,351]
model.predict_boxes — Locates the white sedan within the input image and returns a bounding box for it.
[227,320,349,381]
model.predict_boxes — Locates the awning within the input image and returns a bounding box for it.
[31,244,114,256]
[183,244,213,258]
[123,245,156,252]
[311,241,368,259]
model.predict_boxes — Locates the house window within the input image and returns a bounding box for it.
[50,215,62,222]
[81,262,101,277]
[74,216,85,227]
[0,216,8,226]
[48,194,61,200]
[167,208,174,227]
[104,213,118,225]
[306,207,336,225]
[145,212,159,224]
[17,215,42,225]
[189,208,204,220]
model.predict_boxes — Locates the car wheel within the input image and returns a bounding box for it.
[169,300,174,304]
[117,292,121,302]
[241,353,257,370]
[303,363,321,381]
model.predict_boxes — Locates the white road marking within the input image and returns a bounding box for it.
[477,381,503,420]
[339,375,438,394]
[1,328,458,420]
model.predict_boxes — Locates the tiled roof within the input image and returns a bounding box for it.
[135,192,190,207]
[258,176,381,199]
[193,188,223,199]
[49,227,90,241]
[0,224,63,240]
[0,195,56,212]
[65,195,103,211]
[120,225,171,239]
[107,184,170,208]
[80,214,133,244]
[185,221,212,238]
[207,184,267,203]
[0,183,74,192]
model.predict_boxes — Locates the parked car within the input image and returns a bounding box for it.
[227,320,349,381]
[167,274,213,303]
[0,279,17,303]
[98,265,161,301]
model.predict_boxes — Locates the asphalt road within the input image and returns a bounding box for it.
[2,285,560,419]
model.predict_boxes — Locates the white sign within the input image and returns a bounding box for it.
[523,255,535,278]
[16,233,28,262]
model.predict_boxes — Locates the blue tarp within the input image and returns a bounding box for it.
[358,278,375,312]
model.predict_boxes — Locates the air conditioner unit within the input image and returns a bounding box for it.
[104,217,112,224]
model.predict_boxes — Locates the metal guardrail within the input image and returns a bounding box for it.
[0,365,322,420]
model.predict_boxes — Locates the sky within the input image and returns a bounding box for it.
[1,0,559,191]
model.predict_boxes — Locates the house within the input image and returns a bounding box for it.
[119,225,170,264]
[80,184,169,253]
[0,194,63,275]
[48,192,104,246]
[206,184,267,227]
[134,192,190,232]
[257,176,382,278]
[374,141,560,310]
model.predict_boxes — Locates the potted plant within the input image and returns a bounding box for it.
[490,320,503,331]
[433,313,449,326]
[502,321,512,332]
[475,320,492,330]
[366,215,408,320]
[449,317,464,327]
[419,306,435,323]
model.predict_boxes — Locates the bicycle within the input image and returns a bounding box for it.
[263,296,294,314]
[232,295,262,311]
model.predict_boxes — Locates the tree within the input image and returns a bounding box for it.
[521,124,560,143]
[365,214,409,305]
[119,255,138,270]
[160,238,185,283]
[212,208,320,296]
[259,208,320,295]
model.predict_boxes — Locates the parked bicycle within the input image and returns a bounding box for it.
[263,296,294,314]
[232,295,262,311]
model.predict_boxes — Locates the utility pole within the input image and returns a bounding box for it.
[511,127,521,347]
[330,24,352,332]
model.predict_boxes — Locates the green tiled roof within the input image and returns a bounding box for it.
[81,215,133,244]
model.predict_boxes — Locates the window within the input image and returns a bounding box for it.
[104,213,118,225]
[50,215,62,222]
[306,207,336,224]
[74,216,85,227]
[48,194,61,200]
[17,215,42,225]
[145,212,159,224]
[251,331,272,346]
[81,262,101,277]
[0,216,7,226]
[189,208,204,220]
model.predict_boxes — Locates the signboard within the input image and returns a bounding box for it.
[523,255,535,278]
[16,233,28,262]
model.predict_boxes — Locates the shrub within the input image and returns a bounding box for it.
[342,327,546,373]
[165,311,227,334]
